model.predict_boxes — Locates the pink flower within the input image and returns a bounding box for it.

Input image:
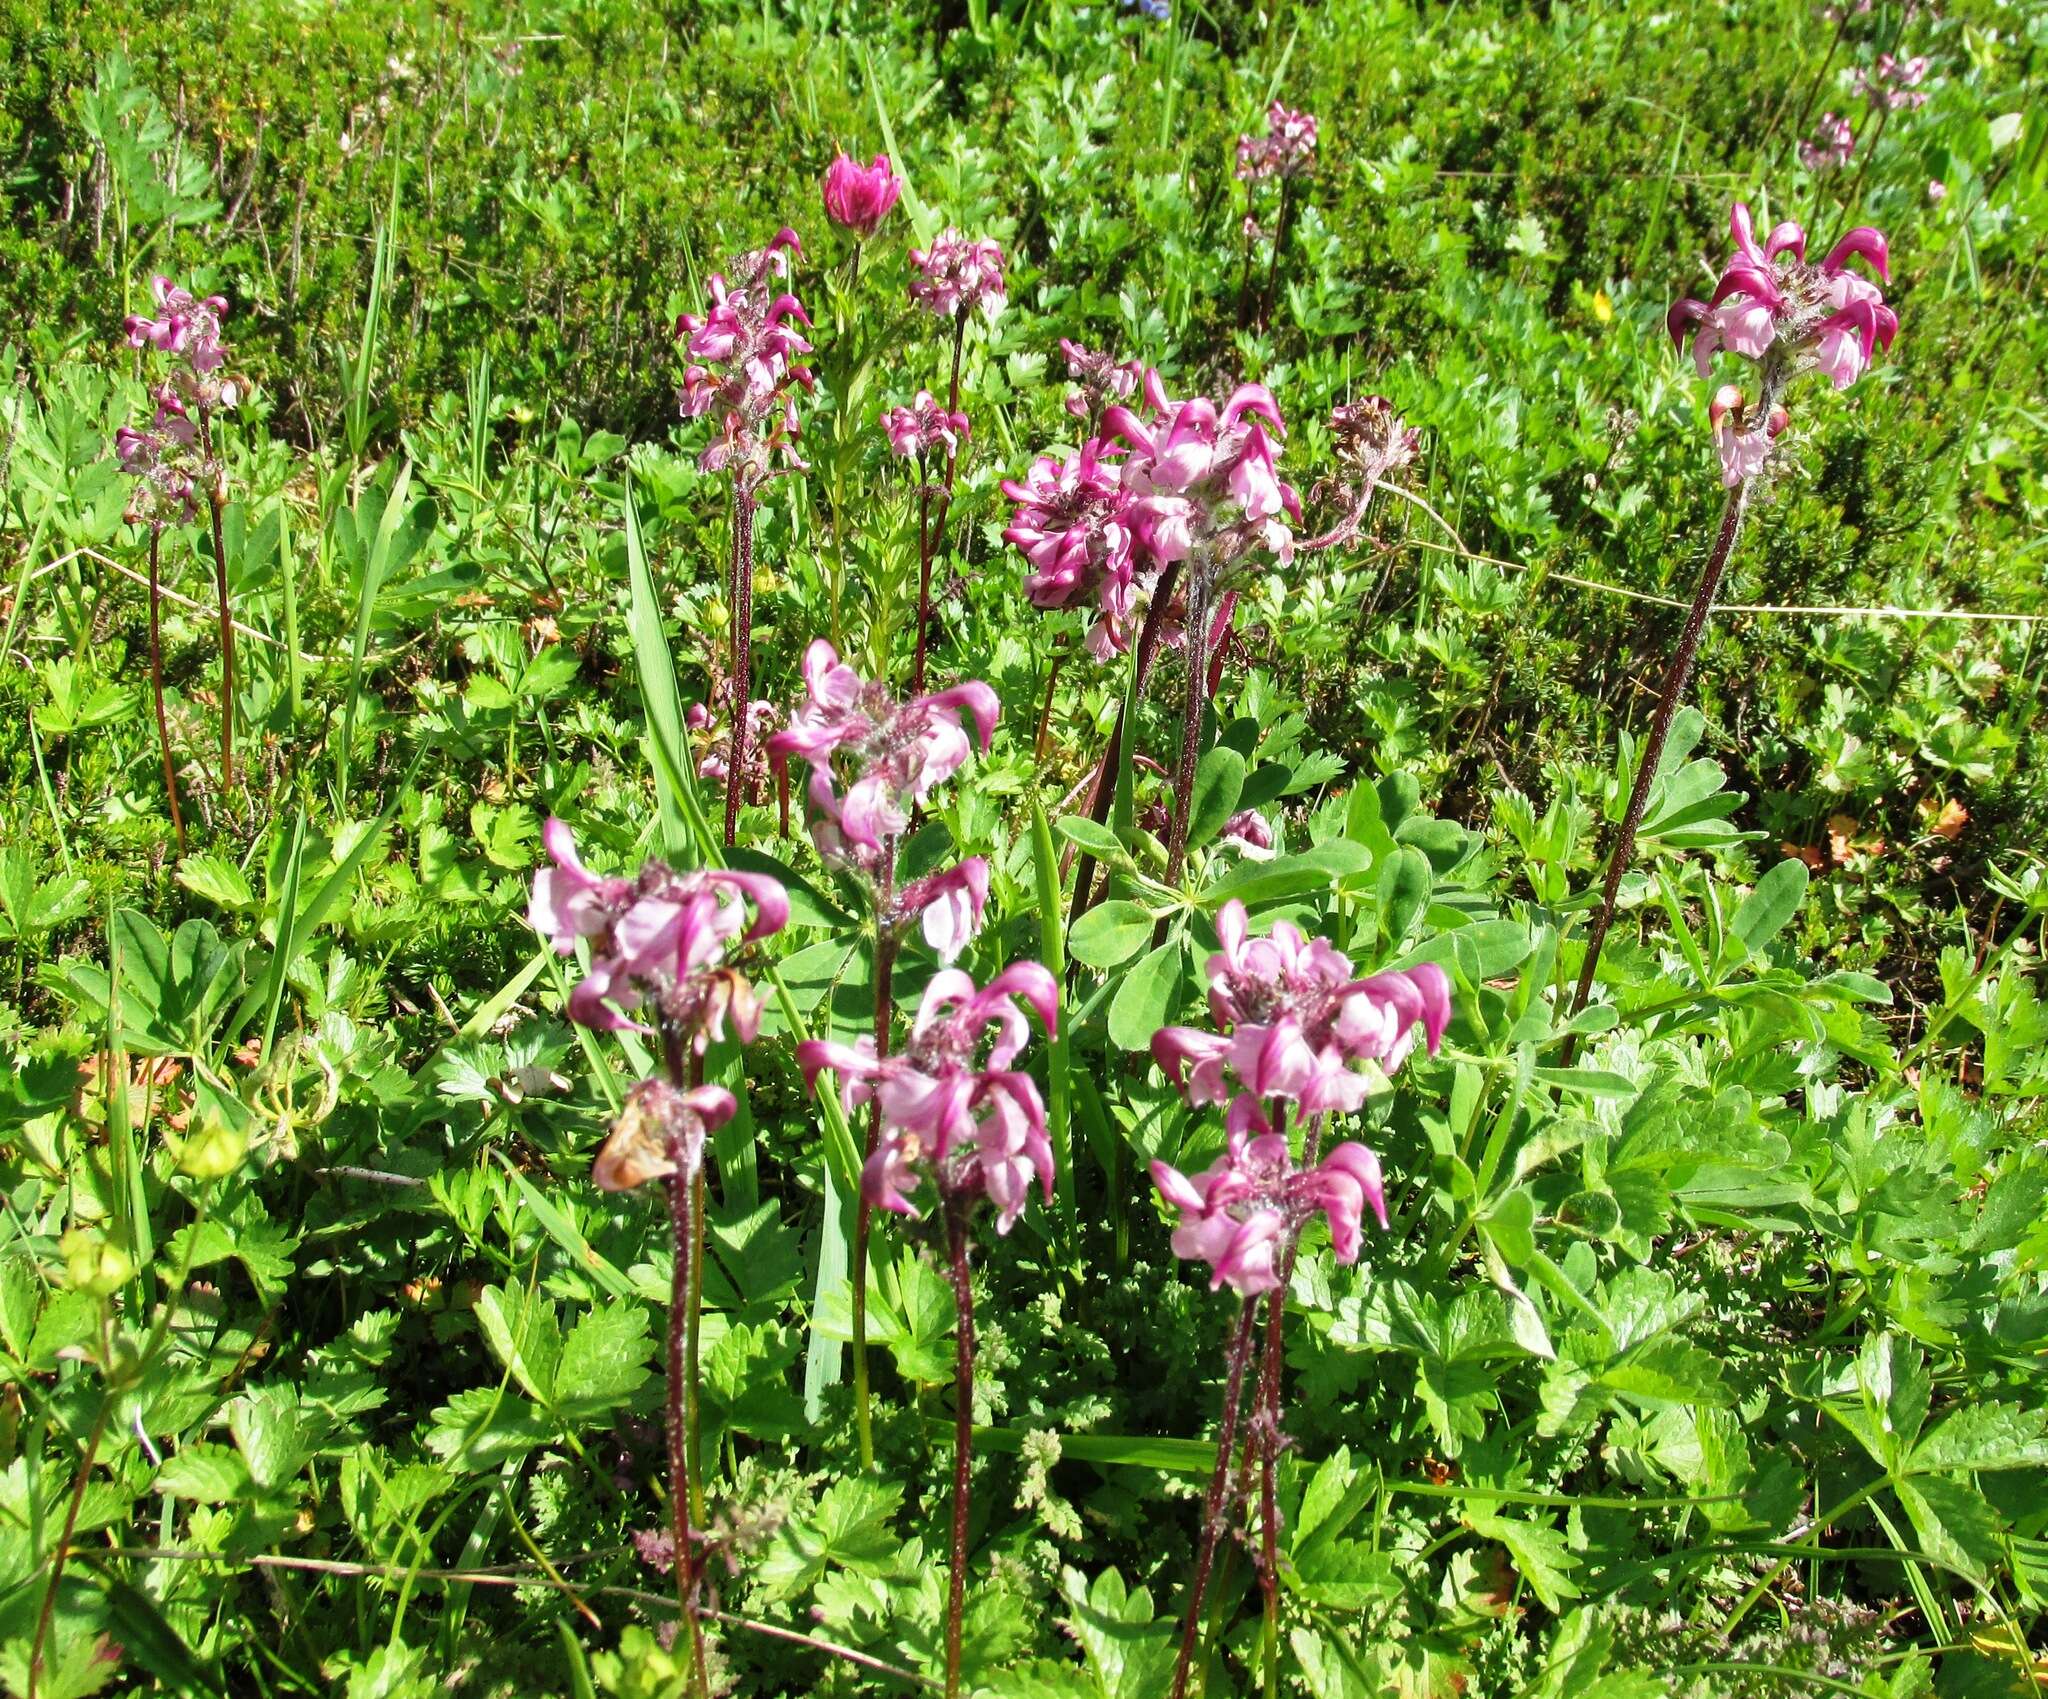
[125,275,230,375]
[675,230,813,481]
[1002,441,1138,655]
[882,390,970,460]
[1059,339,1144,423]
[908,230,1007,320]
[1235,100,1318,183]
[1852,53,1930,111]
[1218,809,1274,858]
[528,818,788,1038]
[1709,384,1789,487]
[1152,899,1451,1117]
[1149,1098,1387,1295]
[1101,377,1301,573]
[688,698,778,792]
[1927,179,1947,204]
[1667,201,1897,395]
[766,639,999,872]
[891,858,991,964]
[1798,111,1855,172]
[822,152,902,240]
[591,1078,738,1192]
[799,963,1059,1234]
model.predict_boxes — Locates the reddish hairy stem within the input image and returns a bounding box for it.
[147,527,187,855]
[661,1027,710,1697]
[943,1192,976,1699]
[1170,1297,1261,1699]
[1066,559,1182,929]
[723,483,758,848]
[1564,475,1754,1057]
[912,313,970,695]
[851,850,898,1470]
[198,412,236,792]
[1164,563,1213,887]
[1261,180,1295,329]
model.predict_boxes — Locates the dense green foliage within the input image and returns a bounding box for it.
[2,0,2046,1694]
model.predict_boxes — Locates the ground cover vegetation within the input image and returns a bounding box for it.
[2,0,2047,1693]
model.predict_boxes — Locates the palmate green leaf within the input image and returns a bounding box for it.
[754,1476,906,1602]
[1185,746,1246,849]
[154,1442,254,1503]
[423,1387,552,1471]
[554,1301,654,1419]
[1895,1474,2003,1580]
[1462,1505,1582,1610]
[474,1284,563,1405]
[1908,1402,2048,1474]
[1058,1565,1176,1699]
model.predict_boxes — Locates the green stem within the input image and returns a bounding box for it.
[943,1193,976,1699]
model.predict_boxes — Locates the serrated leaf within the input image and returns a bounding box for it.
[555,1301,655,1419]
[154,1442,254,1502]
[1909,1403,2048,1475]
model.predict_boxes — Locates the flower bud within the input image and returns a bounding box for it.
[61,1228,134,1297]
[175,1115,249,1180]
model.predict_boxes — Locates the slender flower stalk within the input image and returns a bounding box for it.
[906,234,1003,692]
[143,525,185,854]
[122,274,243,806]
[675,228,814,844]
[1170,1297,1259,1699]
[768,640,1001,1462]
[1570,202,1896,1043]
[526,822,787,1685]
[1151,902,1447,1694]
[799,963,1058,1698]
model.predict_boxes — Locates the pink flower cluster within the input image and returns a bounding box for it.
[125,275,229,377]
[1709,384,1790,488]
[1667,202,1896,393]
[822,153,902,240]
[1236,101,1318,183]
[676,229,815,480]
[1301,395,1423,552]
[1059,339,1143,425]
[1799,111,1855,172]
[1151,1098,1388,1295]
[590,1077,739,1193]
[800,964,1058,1234]
[768,639,998,865]
[1852,53,1930,110]
[528,818,789,1037]
[687,698,779,794]
[116,276,241,524]
[882,390,970,461]
[1152,900,1452,1117]
[1005,367,1300,660]
[908,229,1007,321]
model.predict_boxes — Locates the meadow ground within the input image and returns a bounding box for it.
[2,1,2046,1695]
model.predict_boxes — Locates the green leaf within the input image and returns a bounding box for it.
[1908,1402,2048,1474]
[555,1302,655,1419]
[1377,845,1431,952]
[1730,857,1808,957]
[1057,817,1126,860]
[474,1284,563,1406]
[1185,746,1246,849]
[424,1387,553,1471]
[154,1442,254,1502]
[174,854,255,911]
[1464,1506,1582,1610]
[1108,935,1185,1051]
[1894,1474,2002,1579]
[1069,900,1157,970]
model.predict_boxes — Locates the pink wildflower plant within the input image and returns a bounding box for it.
[590,1077,739,1193]
[676,229,815,482]
[1710,384,1790,489]
[687,698,779,796]
[1852,53,1931,110]
[1150,1097,1389,1295]
[1152,899,1452,1117]
[822,152,903,240]
[528,817,789,1038]
[882,390,971,461]
[799,964,1059,1234]
[907,229,1007,321]
[1002,441,1140,659]
[1235,101,1319,183]
[1798,111,1856,172]
[1666,201,1897,483]
[765,639,1000,961]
